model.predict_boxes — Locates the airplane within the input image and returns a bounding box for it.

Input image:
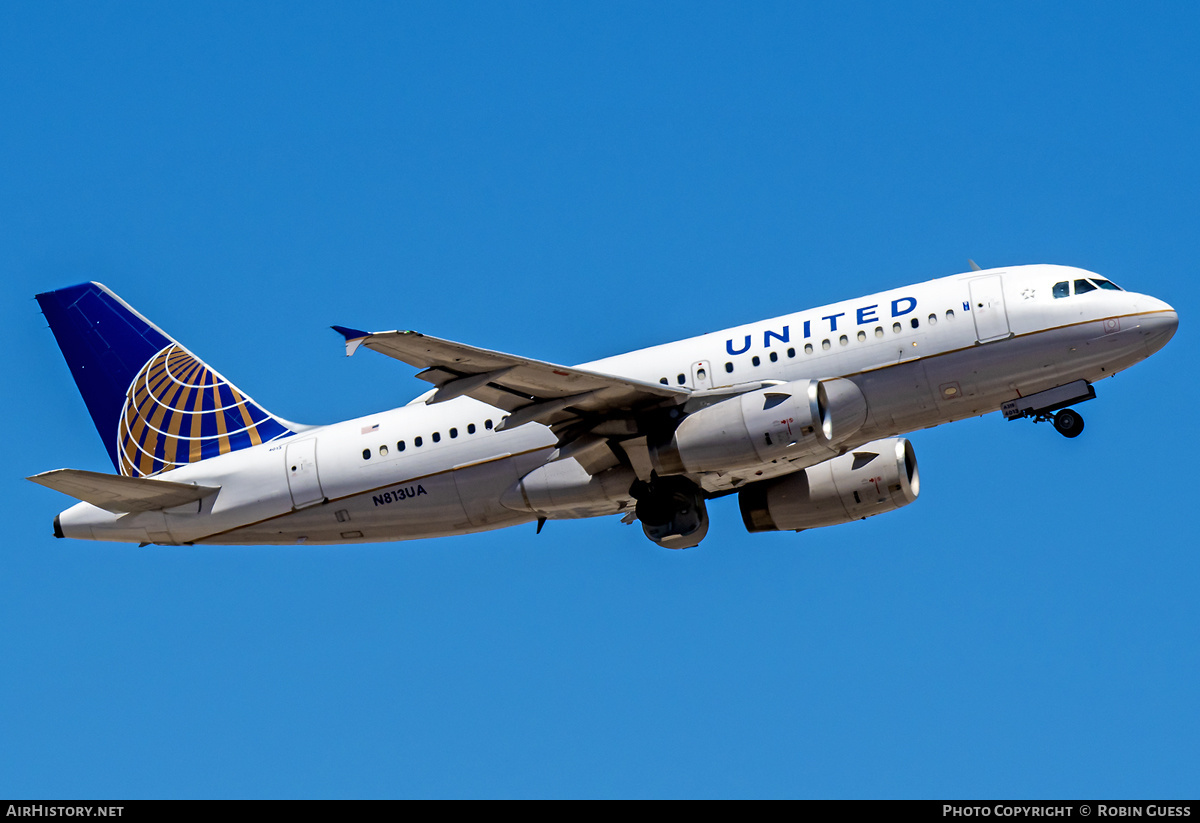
[28,263,1177,549]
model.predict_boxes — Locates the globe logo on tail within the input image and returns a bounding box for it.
[117,344,292,477]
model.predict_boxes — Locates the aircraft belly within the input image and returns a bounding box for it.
[61,505,180,545]
[816,323,1136,450]
[1058,322,1156,378]
[453,459,522,527]
[196,454,556,545]
[199,471,461,545]
[855,359,934,432]
[973,322,1144,400]
[922,353,981,415]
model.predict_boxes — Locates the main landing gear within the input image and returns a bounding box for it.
[629,475,710,550]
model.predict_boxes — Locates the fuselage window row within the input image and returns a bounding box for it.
[361,419,495,460]
[651,303,956,393]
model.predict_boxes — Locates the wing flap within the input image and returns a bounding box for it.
[334,327,689,427]
[28,469,220,514]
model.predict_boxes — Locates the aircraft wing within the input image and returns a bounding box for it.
[28,469,220,514]
[331,326,689,433]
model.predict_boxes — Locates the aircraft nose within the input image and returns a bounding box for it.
[1139,301,1178,356]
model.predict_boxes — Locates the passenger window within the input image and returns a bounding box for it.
[928,314,937,326]
[769,351,778,362]
[724,362,734,373]
[1075,279,1097,295]
[659,377,668,385]
[946,309,955,320]
[379,445,388,456]
[362,449,371,460]
[467,424,475,435]
[804,343,813,355]
[414,436,423,447]
[857,330,866,342]
[677,374,686,385]
[398,440,405,451]
[839,335,848,346]
[893,322,902,333]
[432,432,441,443]
[787,347,795,358]
[821,339,831,351]
[485,419,493,430]
[752,356,761,367]
[450,428,458,439]
[1053,281,1070,298]
[910,318,920,329]
[875,326,884,338]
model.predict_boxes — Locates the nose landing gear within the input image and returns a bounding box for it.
[1019,407,1085,438]
[1001,380,1095,440]
[1051,408,1084,438]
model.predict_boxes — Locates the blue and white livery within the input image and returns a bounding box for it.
[30,264,1178,549]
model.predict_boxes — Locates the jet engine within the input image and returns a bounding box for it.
[738,437,919,532]
[651,378,868,475]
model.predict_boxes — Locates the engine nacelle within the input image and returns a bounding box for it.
[651,378,868,475]
[739,437,919,532]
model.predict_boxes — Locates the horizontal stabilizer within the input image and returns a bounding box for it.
[28,469,219,514]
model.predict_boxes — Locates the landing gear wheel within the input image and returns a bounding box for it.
[630,476,710,549]
[1053,408,1084,438]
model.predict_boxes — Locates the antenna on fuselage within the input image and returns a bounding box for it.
[968,259,982,271]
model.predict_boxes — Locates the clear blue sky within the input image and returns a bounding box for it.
[2,2,1197,798]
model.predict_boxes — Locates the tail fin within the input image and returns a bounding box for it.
[36,282,296,477]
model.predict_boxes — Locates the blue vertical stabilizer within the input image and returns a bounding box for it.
[36,283,295,477]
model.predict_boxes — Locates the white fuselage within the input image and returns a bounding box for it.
[56,265,1177,545]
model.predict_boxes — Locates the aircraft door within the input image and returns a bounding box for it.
[969,275,1012,343]
[285,439,325,509]
[691,360,713,390]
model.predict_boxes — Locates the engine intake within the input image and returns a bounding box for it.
[739,438,919,532]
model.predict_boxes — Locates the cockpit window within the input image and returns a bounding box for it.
[1053,281,1070,299]
[1075,279,1097,295]
[1093,278,1122,291]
